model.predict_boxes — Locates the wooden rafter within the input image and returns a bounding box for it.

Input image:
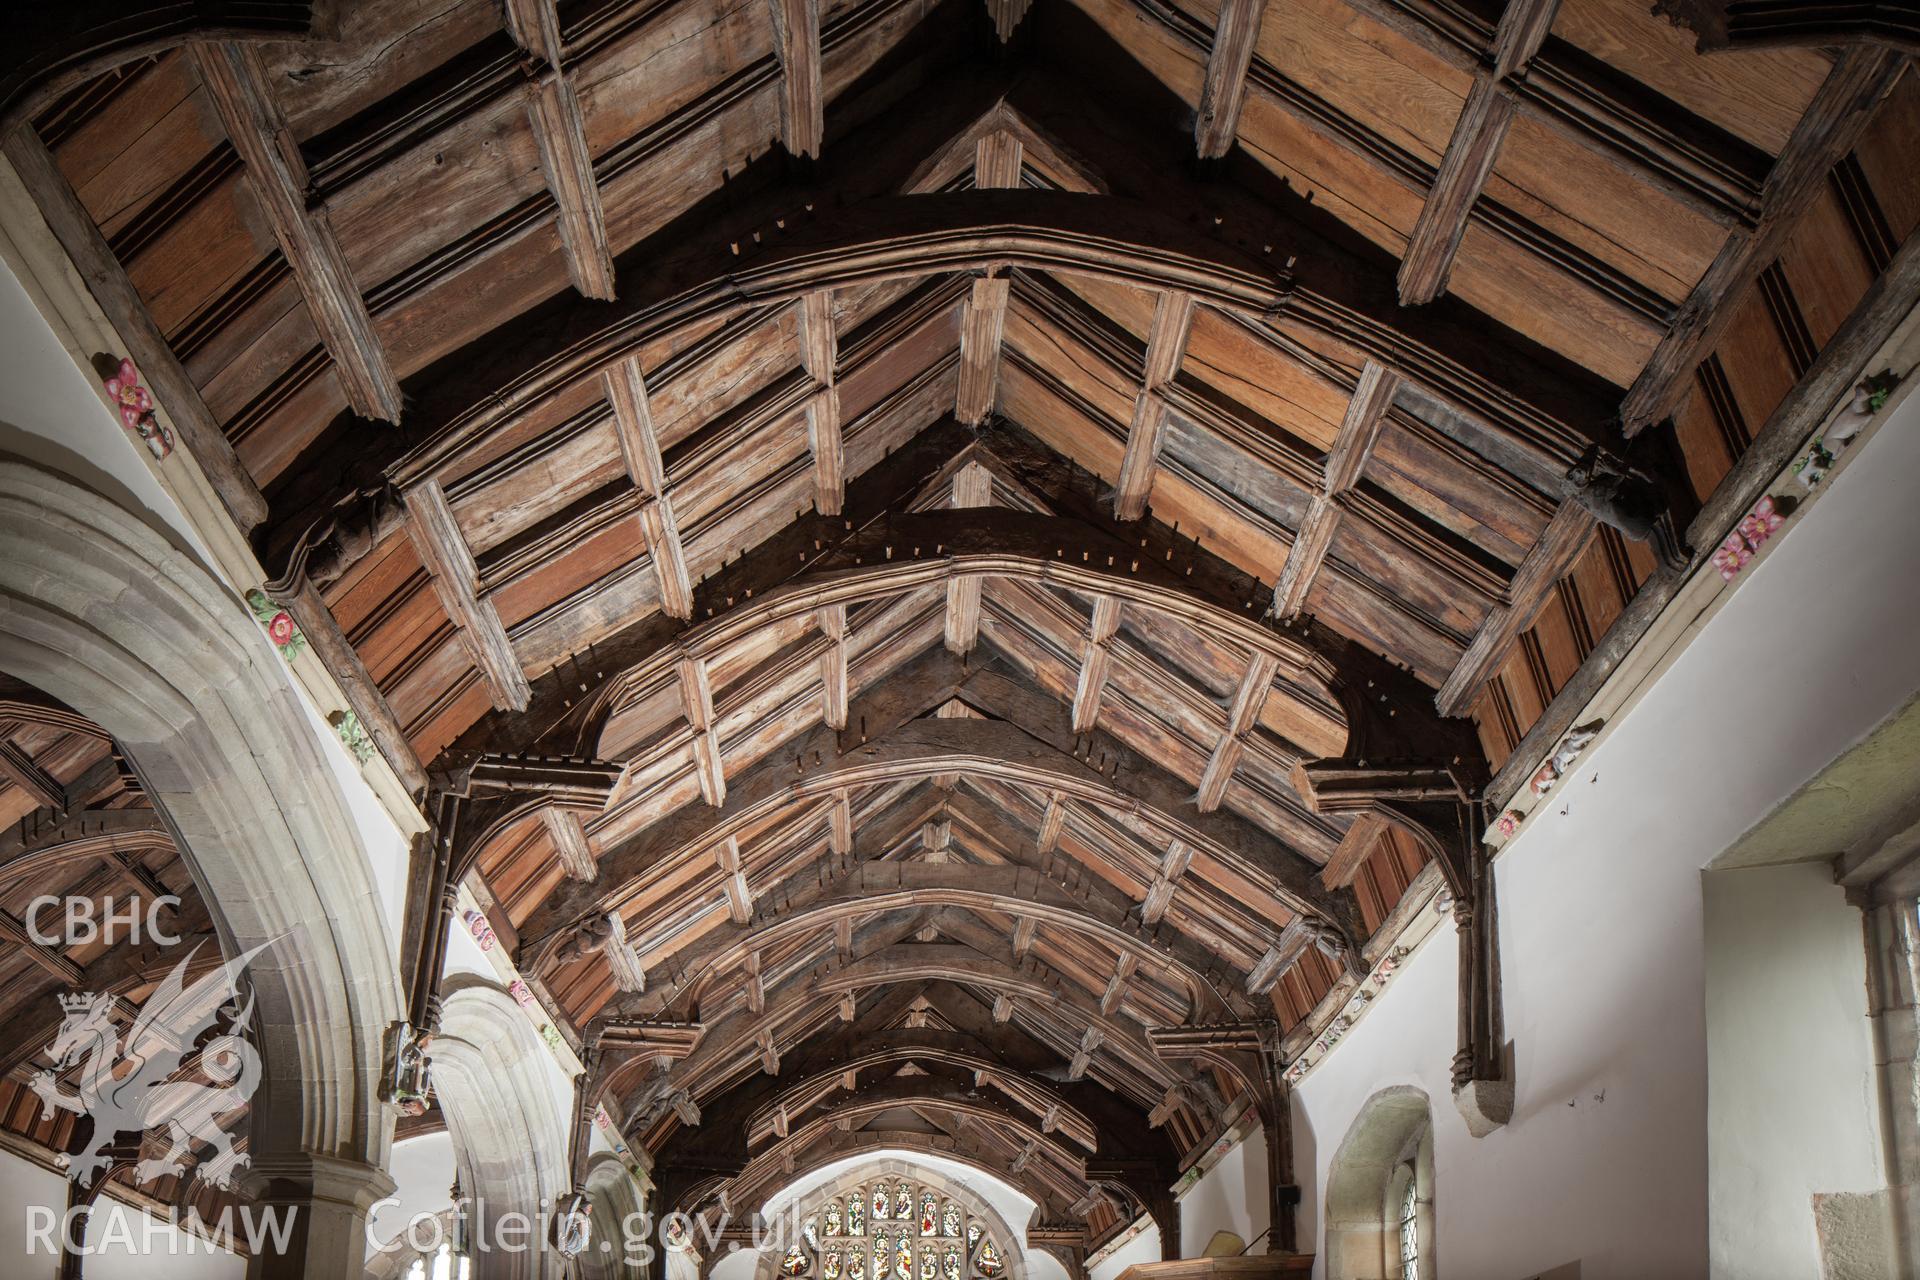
[1069,595,1124,734]
[605,355,695,619]
[1112,290,1196,520]
[401,481,531,712]
[506,0,617,300]
[1193,0,1268,159]
[767,0,825,159]
[1193,651,1280,813]
[799,291,845,514]
[191,43,401,423]
[1270,360,1403,618]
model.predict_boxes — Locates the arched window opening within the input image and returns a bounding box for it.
[756,1162,1027,1280]
[1324,1087,1435,1280]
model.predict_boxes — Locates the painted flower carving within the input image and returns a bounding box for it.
[509,979,537,1009]
[1737,495,1784,549]
[246,589,307,661]
[104,359,151,429]
[1711,531,1752,582]
[101,357,174,459]
[1496,810,1521,837]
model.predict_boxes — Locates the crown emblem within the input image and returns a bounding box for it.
[58,992,101,1013]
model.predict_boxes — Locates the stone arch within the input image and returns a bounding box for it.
[0,457,403,1275]
[1322,1087,1436,1280]
[433,980,574,1280]
[579,1152,649,1280]
[751,1155,1032,1280]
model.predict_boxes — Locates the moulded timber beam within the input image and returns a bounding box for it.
[798,291,844,514]
[604,356,695,619]
[987,0,1033,40]
[1271,360,1402,617]
[1434,501,1593,716]
[1113,290,1196,520]
[0,129,268,531]
[402,481,531,711]
[767,0,824,159]
[1398,78,1515,305]
[0,740,65,811]
[957,274,1012,425]
[1139,839,1193,926]
[192,43,401,423]
[743,1039,1100,1149]
[1620,48,1909,433]
[664,943,1184,1100]
[977,131,1023,189]
[1396,0,1557,304]
[504,0,614,299]
[541,804,599,880]
[1193,0,1268,159]
[523,655,1363,960]
[1070,595,1124,734]
[818,604,849,730]
[678,654,727,807]
[1193,652,1280,812]
[944,465,993,654]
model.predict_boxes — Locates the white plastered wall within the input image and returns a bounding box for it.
[1288,389,1920,1279]
[1705,861,1883,1277]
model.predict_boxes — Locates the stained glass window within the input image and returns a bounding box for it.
[1398,1170,1419,1280]
[792,1173,1012,1280]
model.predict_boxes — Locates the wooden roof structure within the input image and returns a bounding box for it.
[4,0,1917,1259]
[0,681,250,1234]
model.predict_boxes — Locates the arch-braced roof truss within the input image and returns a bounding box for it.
[13,0,1897,1235]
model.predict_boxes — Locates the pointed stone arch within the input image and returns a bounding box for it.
[0,456,405,1275]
